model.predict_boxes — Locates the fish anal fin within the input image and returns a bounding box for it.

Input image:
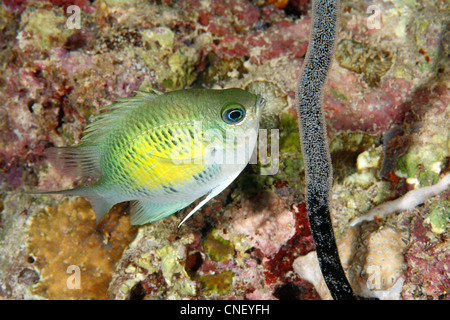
[83,192,114,224]
[130,200,193,225]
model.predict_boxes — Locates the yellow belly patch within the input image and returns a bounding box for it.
[117,129,206,190]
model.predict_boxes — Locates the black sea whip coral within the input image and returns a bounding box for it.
[296,0,355,299]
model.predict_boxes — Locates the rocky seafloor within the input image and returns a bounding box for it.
[0,0,449,300]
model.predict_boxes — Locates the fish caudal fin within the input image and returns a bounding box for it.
[28,187,114,224]
[46,145,101,179]
[130,200,193,225]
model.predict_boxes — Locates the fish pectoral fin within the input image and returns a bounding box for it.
[178,170,242,228]
[145,152,207,166]
[129,200,193,225]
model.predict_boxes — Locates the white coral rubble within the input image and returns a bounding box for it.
[293,222,408,300]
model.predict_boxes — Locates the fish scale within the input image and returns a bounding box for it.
[106,121,206,193]
[35,88,265,225]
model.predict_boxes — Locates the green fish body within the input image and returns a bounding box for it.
[43,88,265,225]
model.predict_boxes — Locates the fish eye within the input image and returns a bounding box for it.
[221,103,246,124]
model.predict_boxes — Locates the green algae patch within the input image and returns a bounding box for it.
[425,202,450,235]
[156,245,196,297]
[279,113,301,152]
[20,8,76,51]
[329,88,349,102]
[137,26,200,90]
[238,112,305,193]
[203,229,234,262]
[198,270,234,295]
[396,132,448,188]
[335,39,393,87]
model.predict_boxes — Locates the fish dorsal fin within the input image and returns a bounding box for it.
[134,88,164,97]
[81,90,161,146]
[47,90,163,179]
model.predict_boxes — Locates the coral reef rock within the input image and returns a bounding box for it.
[294,221,409,300]
[0,0,448,300]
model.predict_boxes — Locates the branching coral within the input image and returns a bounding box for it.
[350,174,450,227]
[295,173,450,299]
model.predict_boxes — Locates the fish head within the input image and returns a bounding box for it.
[214,88,266,133]
[199,88,266,165]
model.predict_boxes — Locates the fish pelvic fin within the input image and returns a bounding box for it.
[130,200,193,225]
[178,170,242,228]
